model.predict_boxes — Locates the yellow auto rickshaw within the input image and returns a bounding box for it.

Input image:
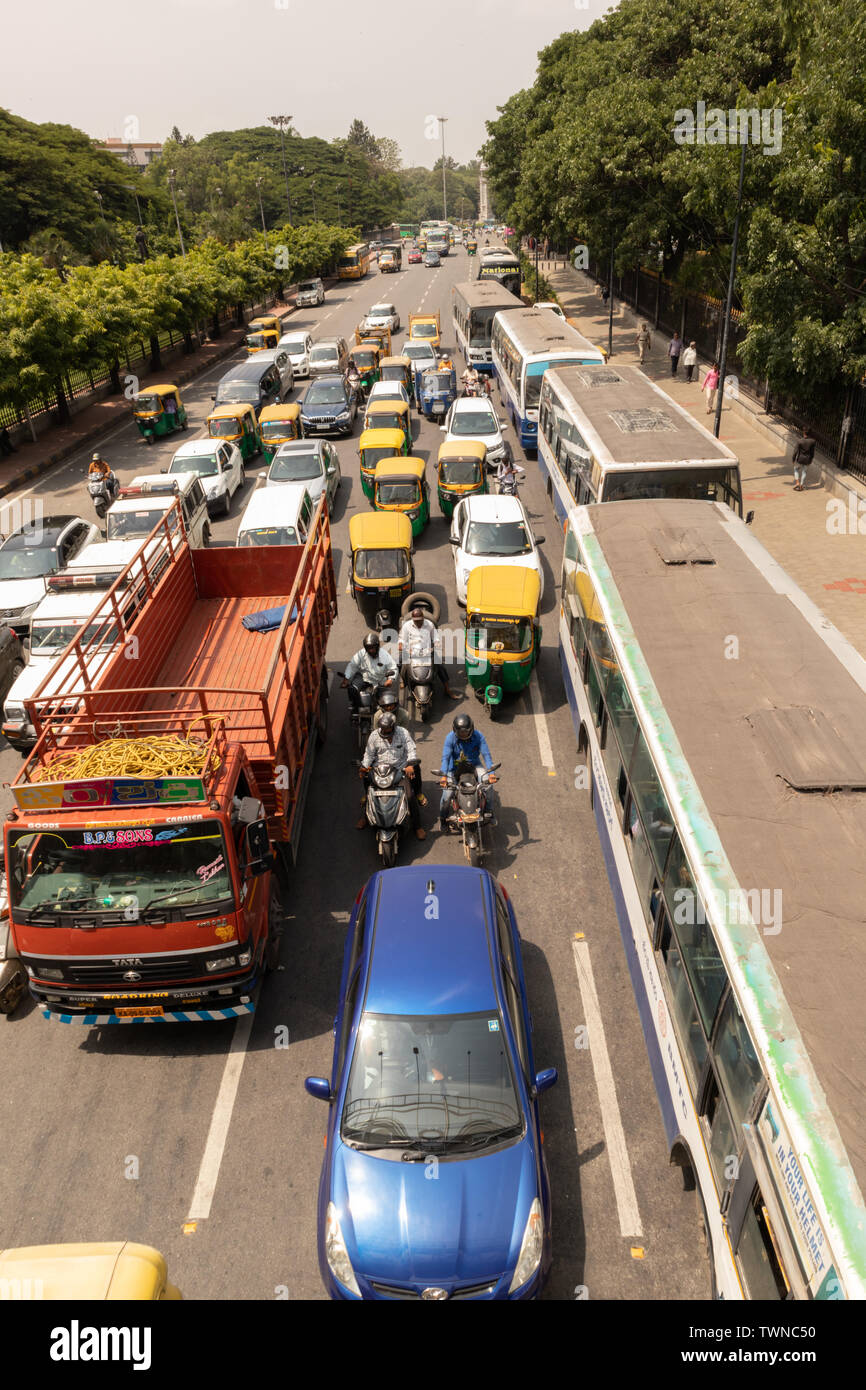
[349,511,415,627]
[133,384,188,444]
[359,426,409,500]
[258,403,303,463]
[206,402,262,461]
[372,457,430,537]
[437,439,489,519]
[379,355,414,404]
[245,328,280,354]
[348,343,382,396]
[0,1242,182,1300]
[248,314,282,338]
[464,565,541,719]
[363,397,412,452]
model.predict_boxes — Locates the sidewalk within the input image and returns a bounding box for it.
[0,290,303,501]
[540,262,866,658]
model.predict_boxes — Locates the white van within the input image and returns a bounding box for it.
[105,473,211,548]
[236,485,315,548]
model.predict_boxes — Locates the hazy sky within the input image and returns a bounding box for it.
[4,0,606,168]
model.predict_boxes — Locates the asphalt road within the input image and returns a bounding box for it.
[0,247,706,1301]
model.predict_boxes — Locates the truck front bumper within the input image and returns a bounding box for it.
[30,972,260,1023]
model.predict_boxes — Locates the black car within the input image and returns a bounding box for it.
[300,375,358,438]
[214,358,283,412]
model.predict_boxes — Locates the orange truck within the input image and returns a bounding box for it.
[5,499,335,1024]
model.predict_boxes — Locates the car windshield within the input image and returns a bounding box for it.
[170,454,218,477]
[281,338,307,355]
[106,507,166,540]
[451,410,496,436]
[370,306,393,317]
[402,345,434,362]
[30,617,120,654]
[217,384,259,405]
[467,620,533,654]
[238,526,299,546]
[298,282,318,293]
[341,1011,522,1151]
[377,481,420,506]
[0,546,56,581]
[310,348,338,365]
[8,821,233,922]
[306,382,346,405]
[269,452,321,481]
[354,548,409,580]
[441,458,481,486]
[465,520,531,556]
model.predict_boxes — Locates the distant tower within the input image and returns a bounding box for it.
[478,162,490,221]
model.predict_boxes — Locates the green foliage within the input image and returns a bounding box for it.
[398,161,480,224]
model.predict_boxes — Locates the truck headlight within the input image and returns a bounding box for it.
[205,956,237,973]
[508,1198,544,1293]
[34,966,64,981]
[325,1202,360,1296]
[238,949,252,967]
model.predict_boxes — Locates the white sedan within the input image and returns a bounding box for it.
[168,438,245,516]
[449,494,545,606]
[366,380,411,410]
[440,396,509,467]
[362,302,401,333]
[533,301,566,320]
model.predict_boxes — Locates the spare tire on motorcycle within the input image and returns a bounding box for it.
[400,590,441,626]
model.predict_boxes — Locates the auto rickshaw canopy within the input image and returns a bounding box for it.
[365,398,410,425]
[373,457,426,483]
[380,355,411,374]
[246,329,279,352]
[134,384,182,417]
[350,344,381,369]
[259,403,301,426]
[248,315,282,336]
[466,564,541,621]
[438,439,487,468]
[359,427,406,457]
[0,1241,181,1300]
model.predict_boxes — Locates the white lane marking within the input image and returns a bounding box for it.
[527,676,555,772]
[186,1011,254,1222]
[571,939,644,1239]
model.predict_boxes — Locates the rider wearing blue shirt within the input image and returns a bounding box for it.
[439,714,495,830]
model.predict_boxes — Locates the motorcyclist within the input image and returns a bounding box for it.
[461,366,479,397]
[398,606,459,701]
[495,451,524,494]
[88,452,118,507]
[359,712,426,839]
[439,713,497,832]
[341,632,397,714]
[374,688,426,805]
[347,363,362,398]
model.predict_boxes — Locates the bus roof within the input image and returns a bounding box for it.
[545,364,738,469]
[574,497,866,1283]
[452,280,523,313]
[494,307,602,360]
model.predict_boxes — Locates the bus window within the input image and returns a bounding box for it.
[658,905,709,1086]
[629,731,675,873]
[735,1187,790,1299]
[713,992,763,1129]
[663,838,727,1035]
[586,654,604,730]
[625,794,656,910]
[601,666,628,788]
[704,1069,738,1193]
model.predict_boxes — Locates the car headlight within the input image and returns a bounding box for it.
[4,705,25,722]
[335,411,350,421]
[462,568,471,584]
[205,956,237,973]
[325,1202,360,1296]
[509,1197,544,1293]
[34,966,64,981]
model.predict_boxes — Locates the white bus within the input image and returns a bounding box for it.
[538,363,743,524]
[490,308,606,452]
[560,497,866,1300]
[452,280,522,374]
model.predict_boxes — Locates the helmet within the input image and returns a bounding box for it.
[453,714,474,740]
[378,690,398,711]
[378,712,396,736]
[363,632,380,654]
[91,452,103,462]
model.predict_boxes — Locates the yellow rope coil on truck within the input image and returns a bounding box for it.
[31,735,221,783]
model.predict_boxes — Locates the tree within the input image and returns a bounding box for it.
[346,119,379,159]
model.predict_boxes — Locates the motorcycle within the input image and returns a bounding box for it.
[495,466,524,497]
[461,378,480,398]
[364,759,410,867]
[435,759,500,865]
[404,658,434,722]
[350,677,394,754]
[88,471,118,521]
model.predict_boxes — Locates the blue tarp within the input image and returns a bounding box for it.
[242,602,301,633]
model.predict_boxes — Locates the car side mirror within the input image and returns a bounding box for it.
[304,1076,333,1102]
[745,510,755,526]
[439,425,447,432]
[449,536,460,546]
[533,1067,558,1096]
[160,468,167,474]
[535,537,545,546]
[211,395,216,401]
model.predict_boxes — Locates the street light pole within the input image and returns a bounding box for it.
[256,177,269,252]
[437,116,448,221]
[268,115,293,224]
[310,178,317,220]
[714,142,747,439]
[608,224,615,358]
[167,170,186,257]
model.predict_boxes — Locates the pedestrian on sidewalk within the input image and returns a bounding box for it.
[792,427,816,491]
[668,331,682,376]
[682,341,697,382]
[0,427,17,457]
[601,285,610,305]
[635,323,652,364]
[703,362,720,413]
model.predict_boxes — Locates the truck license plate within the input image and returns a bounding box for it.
[116,1005,164,1017]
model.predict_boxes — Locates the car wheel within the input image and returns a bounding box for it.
[10,660,24,683]
[221,490,231,517]
[239,465,246,486]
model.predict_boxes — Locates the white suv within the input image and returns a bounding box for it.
[441,396,508,467]
[167,439,245,517]
[449,494,545,606]
[278,331,314,378]
[362,303,401,333]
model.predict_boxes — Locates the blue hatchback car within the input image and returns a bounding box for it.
[305,865,558,1300]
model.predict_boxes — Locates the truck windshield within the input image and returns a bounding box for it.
[8,821,234,922]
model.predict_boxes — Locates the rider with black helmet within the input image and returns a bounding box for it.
[438,714,496,831]
[359,710,426,839]
[374,687,426,804]
[341,631,397,713]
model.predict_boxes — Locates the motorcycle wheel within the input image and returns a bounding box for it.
[487,700,499,721]
[419,702,431,723]
[380,836,397,868]
[95,503,106,520]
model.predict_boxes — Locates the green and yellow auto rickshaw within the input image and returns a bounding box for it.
[372,457,430,538]
[437,439,489,519]
[348,343,382,397]
[258,403,303,463]
[467,236,477,257]
[245,328,280,354]
[363,398,412,453]
[133,384,188,444]
[464,565,541,719]
[206,402,262,461]
[359,427,409,501]
[349,511,415,628]
[379,355,414,405]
